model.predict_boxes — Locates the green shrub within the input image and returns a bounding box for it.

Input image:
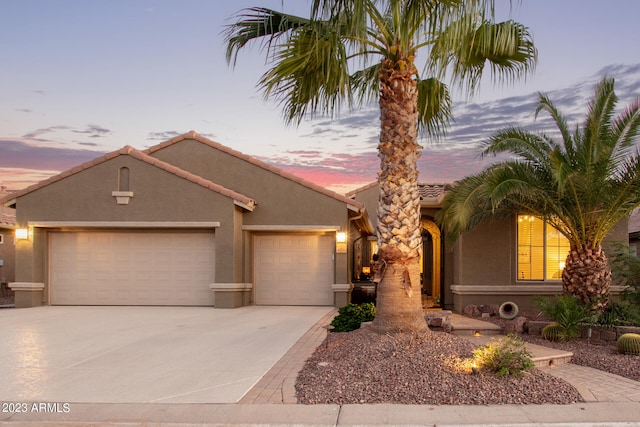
[330,302,376,332]
[541,322,564,342]
[616,333,640,355]
[596,302,640,327]
[608,242,640,307]
[534,294,596,341]
[472,334,534,377]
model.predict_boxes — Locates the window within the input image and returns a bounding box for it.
[517,215,570,281]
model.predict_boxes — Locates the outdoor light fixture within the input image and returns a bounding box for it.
[474,331,481,337]
[335,231,347,253]
[15,228,29,240]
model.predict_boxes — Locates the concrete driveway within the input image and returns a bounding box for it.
[0,305,332,404]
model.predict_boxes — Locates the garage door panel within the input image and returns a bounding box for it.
[50,231,215,306]
[255,234,333,306]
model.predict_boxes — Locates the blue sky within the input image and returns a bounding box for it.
[2,0,640,194]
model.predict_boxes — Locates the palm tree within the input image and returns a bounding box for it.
[225,0,536,333]
[438,77,640,310]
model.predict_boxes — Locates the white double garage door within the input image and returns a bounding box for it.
[50,231,333,306]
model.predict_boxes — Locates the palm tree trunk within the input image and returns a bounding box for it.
[562,242,611,310]
[371,58,428,334]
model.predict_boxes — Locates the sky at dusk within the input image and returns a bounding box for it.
[2,1,640,194]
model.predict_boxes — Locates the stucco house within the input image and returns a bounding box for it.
[629,209,640,257]
[348,182,629,313]
[1,131,373,309]
[0,194,16,298]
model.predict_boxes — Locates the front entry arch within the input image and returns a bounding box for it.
[421,219,442,305]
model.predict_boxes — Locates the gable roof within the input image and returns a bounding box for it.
[0,146,257,211]
[0,206,15,227]
[145,131,364,212]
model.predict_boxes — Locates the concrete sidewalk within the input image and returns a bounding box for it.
[1,402,640,426]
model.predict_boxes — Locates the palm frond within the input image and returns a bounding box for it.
[259,21,352,123]
[481,127,553,164]
[224,8,310,66]
[351,64,380,104]
[416,77,452,136]
[441,76,640,248]
[430,15,536,94]
[535,93,575,159]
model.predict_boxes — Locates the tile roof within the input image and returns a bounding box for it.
[347,182,452,204]
[0,146,257,211]
[145,131,364,211]
[0,206,15,227]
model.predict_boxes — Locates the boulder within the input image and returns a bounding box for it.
[463,304,481,317]
[504,316,528,334]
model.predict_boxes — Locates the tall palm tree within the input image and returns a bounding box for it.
[438,77,640,310]
[226,0,536,333]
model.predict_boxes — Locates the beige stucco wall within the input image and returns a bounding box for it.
[13,154,244,302]
[149,138,353,284]
[149,138,351,226]
[0,225,15,289]
[451,215,630,313]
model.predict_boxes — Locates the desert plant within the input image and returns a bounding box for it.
[596,302,640,327]
[534,294,596,340]
[608,242,640,308]
[616,333,640,355]
[330,302,376,332]
[438,77,640,309]
[472,334,534,377]
[541,322,564,342]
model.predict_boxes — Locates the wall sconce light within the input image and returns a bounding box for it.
[336,231,347,254]
[15,228,29,240]
[362,266,371,275]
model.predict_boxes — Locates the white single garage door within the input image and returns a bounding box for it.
[255,234,334,305]
[50,231,215,306]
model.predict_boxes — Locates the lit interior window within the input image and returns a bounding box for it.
[517,215,569,281]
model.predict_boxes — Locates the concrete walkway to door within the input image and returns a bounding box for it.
[0,305,333,404]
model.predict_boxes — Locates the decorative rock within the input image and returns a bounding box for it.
[504,316,528,334]
[424,310,452,332]
[463,304,481,317]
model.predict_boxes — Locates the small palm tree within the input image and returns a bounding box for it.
[226,0,536,332]
[438,77,640,309]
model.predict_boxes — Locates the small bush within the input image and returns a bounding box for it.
[330,302,376,332]
[534,294,596,340]
[596,302,640,327]
[472,334,534,377]
[616,333,640,355]
[608,242,640,307]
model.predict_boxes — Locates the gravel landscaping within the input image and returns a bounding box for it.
[478,312,640,381]
[296,327,585,405]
